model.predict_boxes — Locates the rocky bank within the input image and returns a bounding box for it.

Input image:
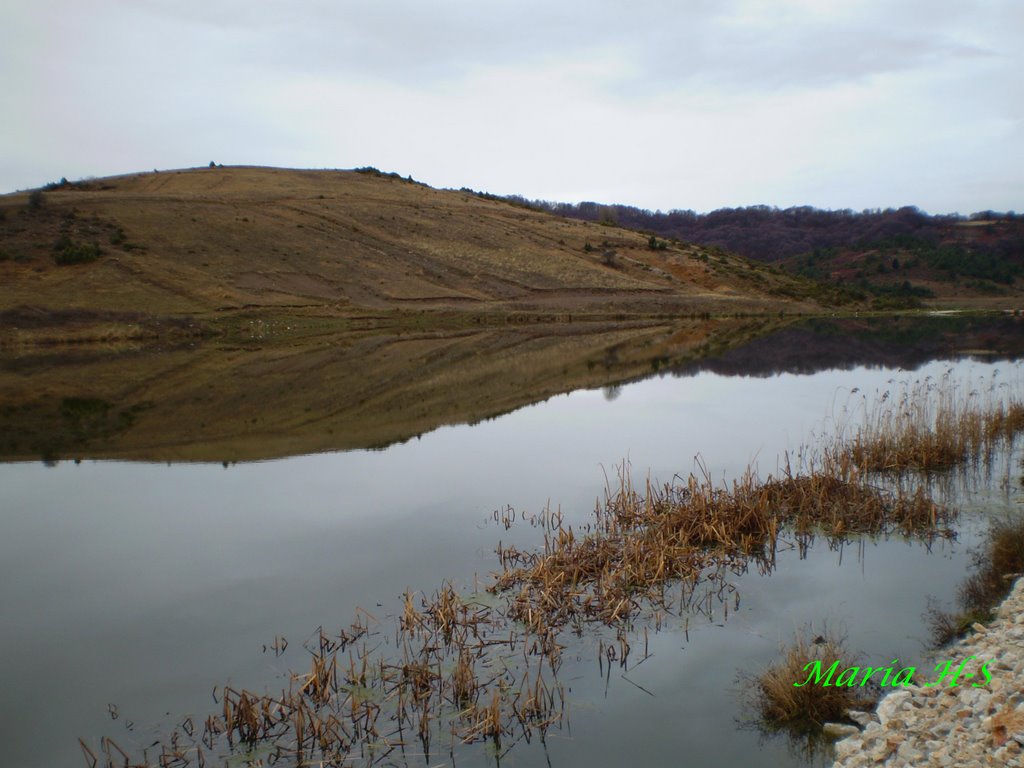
[832,576,1024,767]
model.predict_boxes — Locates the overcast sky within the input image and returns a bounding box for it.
[2,1,1021,213]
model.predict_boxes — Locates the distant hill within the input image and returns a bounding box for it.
[0,167,836,345]
[503,196,1024,307]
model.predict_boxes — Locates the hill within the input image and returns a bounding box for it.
[0,166,841,346]
[507,198,1024,308]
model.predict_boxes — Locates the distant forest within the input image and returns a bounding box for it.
[497,195,1023,265]
[465,192,1024,303]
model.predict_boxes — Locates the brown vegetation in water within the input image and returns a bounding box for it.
[490,454,949,630]
[928,514,1024,646]
[80,588,565,768]
[741,626,877,730]
[83,375,1024,767]
[842,371,1024,473]
[79,461,951,766]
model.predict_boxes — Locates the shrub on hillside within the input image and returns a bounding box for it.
[53,235,102,265]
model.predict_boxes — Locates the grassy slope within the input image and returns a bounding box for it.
[0,166,850,462]
[0,166,831,336]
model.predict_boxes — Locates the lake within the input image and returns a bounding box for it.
[1,314,1022,767]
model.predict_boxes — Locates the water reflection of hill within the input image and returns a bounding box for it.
[0,317,780,463]
[2,314,1021,463]
[672,315,1024,378]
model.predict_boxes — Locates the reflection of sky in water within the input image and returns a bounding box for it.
[0,359,1020,767]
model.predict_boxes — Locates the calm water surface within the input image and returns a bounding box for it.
[1,326,1022,767]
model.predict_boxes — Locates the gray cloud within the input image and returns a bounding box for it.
[1,1,1020,213]
[17,1,1010,97]
[203,1,1004,93]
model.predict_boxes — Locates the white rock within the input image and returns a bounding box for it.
[876,689,913,725]
[847,709,876,727]
[833,577,1024,768]
[833,736,861,760]
[869,741,893,761]
[824,722,861,738]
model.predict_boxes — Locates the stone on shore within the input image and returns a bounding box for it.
[832,577,1024,768]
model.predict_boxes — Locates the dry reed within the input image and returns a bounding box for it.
[928,513,1024,646]
[86,373,1024,766]
[741,626,877,730]
[101,583,567,768]
[841,370,1024,473]
[491,453,950,629]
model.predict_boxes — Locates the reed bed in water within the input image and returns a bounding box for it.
[928,513,1024,646]
[90,374,1024,767]
[86,588,566,768]
[490,451,950,629]
[841,370,1024,473]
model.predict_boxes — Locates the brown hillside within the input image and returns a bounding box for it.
[0,166,829,336]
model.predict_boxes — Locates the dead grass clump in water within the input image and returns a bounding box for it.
[843,372,1024,473]
[492,458,951,629]
[741,626,877,731]
[92,450,953,767]
[110,589,563,768]
[928,514,1024,646]
[450,649,478,707]
[93,375,1024,766]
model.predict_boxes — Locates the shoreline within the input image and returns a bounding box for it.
[832,576,1024,767]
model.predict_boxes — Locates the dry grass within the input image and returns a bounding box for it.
[85,585,569,768]
[842,370,1024,473]
[928,514,1024,646]
[741,626,877,730]
[87,377,1024,766]
[488,373,1021,655]
[91,447,934,765]
[491,454,950,629]
[0,166,814,323]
